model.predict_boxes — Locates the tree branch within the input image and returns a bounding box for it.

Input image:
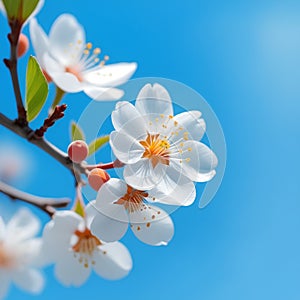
[0,181,70,217]
[0,113,86,176]
[3,21,27,125]
[85,159,124,171]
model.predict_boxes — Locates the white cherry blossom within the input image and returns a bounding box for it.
[110,83,218,194]
[0,209,45,299]
[90,178,175,246]
[42,204,132,287]
[29,14,137,100]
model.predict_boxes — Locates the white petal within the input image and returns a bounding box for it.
[149,167,196,206]
[0,217,6,239]
[93,242,132,280]
[42,211,82,262]
[83,86,124,101]
[0,271,10,299]
[19,238,43,267]
[0,2,5,14]
[6,209,40,241]
[130,205,174,246]
[85,200,98,229]
[135,83,173,117]
[123,160,166,190]
[29,18,49,68]
[54,253,91,287]
[83,62,137,87]
[49,14,85,66]
[171,110,206,142]
[171,141,218,182]
[91,209,128,243]
[13,268,44,294]
[50,72,83,93]
[111,101,147,139]
[110,131,144,164]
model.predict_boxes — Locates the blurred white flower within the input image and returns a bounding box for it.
[42,204,132,287]
[0,0,44,24]
[110,83,218,194]
[29,14,137,100]
[0,209,44,299]
[91,178,174,246]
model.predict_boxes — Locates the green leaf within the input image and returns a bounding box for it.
[71,122,85,141]
[25,56,48,122]
[73,198,85,218]
[88,136,109,156]
[3,0,39,23]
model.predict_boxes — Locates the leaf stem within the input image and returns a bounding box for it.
[50,86,66,115]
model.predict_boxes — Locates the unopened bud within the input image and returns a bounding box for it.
[88,168,110,191]
[17,33,29,58]
[68,140,89,163]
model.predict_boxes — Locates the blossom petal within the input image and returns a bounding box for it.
[13,268,44,294]
[6,209,40,241]
[91,179,129,242]
[0,217,5,239]
[49,72,83,93]
[42,211,82,262]
[93,242,132,280]
[54,253,91,287]
[48,14,85,66]
[172,141,218,182]
[110,131,144,164]
[29,18,49,68]
[171,110,206,142]
[83,86,124,101]
[135,83,173,117]
[123,159,166,190]
[149,167,196,206]
[83,62,137,87]
[130,205,174,246]
[111,101,147,139]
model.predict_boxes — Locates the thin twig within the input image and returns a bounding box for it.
[0,181,70,217]
[3,20,27,125]
[85,159,124,171]
[35,104,67,137]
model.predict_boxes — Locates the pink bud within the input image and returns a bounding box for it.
[68,140,89,163]
[17,33,29,58]
[88,168,110,191]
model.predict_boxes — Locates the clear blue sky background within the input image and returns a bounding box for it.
[0,0,300,299]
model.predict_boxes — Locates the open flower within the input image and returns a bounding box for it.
[110,83,218,194]
[90,178,174,246]
[42,204,132,287]
[29,14,137,100]
[0,209,45,299]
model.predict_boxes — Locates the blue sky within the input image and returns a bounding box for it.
[0,0,300,299]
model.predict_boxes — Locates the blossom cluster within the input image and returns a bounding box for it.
[0,1,220,299]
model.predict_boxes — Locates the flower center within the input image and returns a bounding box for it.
[72,228,101,268]
[66,41,110,80]
[115,185,148,213]
[65,66,83,82]
[140,133,170,168]
[0,242,14,269]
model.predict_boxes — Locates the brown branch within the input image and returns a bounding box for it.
[35,104,67,137]
[0,181,70,217]
[85,159,124,171]
[0,113,86,176]
[3,20,27,126]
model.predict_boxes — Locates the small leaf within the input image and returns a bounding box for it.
[88,135,109,156]
[3,0,39,23]
[25,56,48,122]
[71,122,85,141]
[73,198,85,218]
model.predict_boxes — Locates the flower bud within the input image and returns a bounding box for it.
[17,33,29,58]
[88,168,110,191]
[67,140,89,163]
